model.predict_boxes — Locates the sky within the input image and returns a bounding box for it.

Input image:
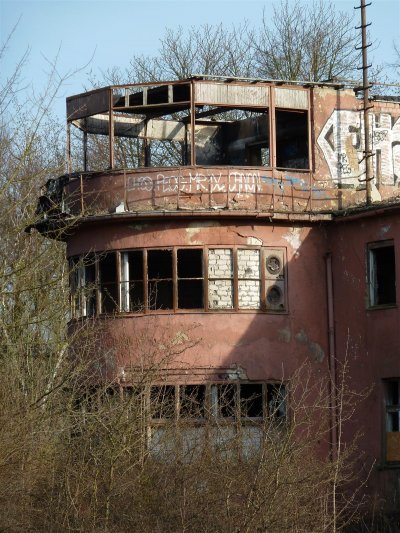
[1,0,400,121]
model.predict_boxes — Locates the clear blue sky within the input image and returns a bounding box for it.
[1,0,399,121]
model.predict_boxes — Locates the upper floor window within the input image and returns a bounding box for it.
[367,241,396,307]
[69,246,287,318]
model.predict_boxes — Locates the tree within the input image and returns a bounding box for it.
[95,0,358,86]
[253,0,358,81]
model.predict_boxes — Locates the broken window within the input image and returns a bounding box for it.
[267,383,287,425]
[194,108,269,167]
[150,385,176,419]
[180,385,206,419]
[240,384,263,418]
[177,249,203,309]
[69,255,97,318]
[71,246,287,317]
[99,253,118,313]
[384,380,400,463]
[217,383,237,418]
[276,110,309,169]
[148,249,173,310]
[368,241,396,307]
[121,250,144,312]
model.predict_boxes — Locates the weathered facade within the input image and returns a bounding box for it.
[32,77,400,517]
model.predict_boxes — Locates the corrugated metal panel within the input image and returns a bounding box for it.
[274,88,308,110]
[195,82,269,106]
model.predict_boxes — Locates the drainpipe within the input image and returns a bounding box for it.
[326,252,338,461]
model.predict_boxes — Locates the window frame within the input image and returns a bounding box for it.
[144,381,286,425]
[383,379,400,466]
[69,245,288,318]
[367,240,396,309]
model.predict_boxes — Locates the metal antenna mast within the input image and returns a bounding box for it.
[355,0,374,205]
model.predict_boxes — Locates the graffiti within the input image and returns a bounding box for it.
[127,170,263,196]
[318,110,400,185]
[337,153,352,176]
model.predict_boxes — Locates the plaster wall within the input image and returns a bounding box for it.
[328,211,400,511]
[67,218,330,384]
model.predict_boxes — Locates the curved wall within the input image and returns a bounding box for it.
[67,217,330,384]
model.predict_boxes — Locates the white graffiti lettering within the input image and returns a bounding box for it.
[317,110,400,185]
[127,170,263,195]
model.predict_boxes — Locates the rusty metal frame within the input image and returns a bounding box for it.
[109,88,115,169]
[190,80,196,166]
[269,86,276,210]
[67,122,72,174]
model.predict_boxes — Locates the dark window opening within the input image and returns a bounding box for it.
[218,383,237,418]
[276,110,309,169]
[384,380,400,462]
[69,256,97,318]
[369,243,396,306]
[177,249,203,309]
[195,108,269,167]
[240,384,263,418]
[121,251,144,312]
[180,385,206,419]
[99,253,118,313]
[148,249,172,278]
[267,383,287,423]
[148,250,173,310]
[151,385,176,419]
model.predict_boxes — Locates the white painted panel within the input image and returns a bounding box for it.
[195,82,269,106]
[274,88,308,109]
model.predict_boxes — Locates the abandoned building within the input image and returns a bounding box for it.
[31,76,400,514]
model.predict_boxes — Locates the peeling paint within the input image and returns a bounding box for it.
[295,328,325,362]
[247,236,263,246]
[225,365,248,380]
[278,326,291,343]
[171,331,190,346]
[186,221,221,244]
[283,227,302,257]
[128,223,150,231]
[381,224,391,235]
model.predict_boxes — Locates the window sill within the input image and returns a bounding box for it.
[367,304,397,312]
[71,308,289,319]
[377,462,400,470]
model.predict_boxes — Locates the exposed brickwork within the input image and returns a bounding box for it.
[238,250,260,308]
[208,249,233,309]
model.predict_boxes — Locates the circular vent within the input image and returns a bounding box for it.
[266,255,282,275]
[266,285,282,305]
